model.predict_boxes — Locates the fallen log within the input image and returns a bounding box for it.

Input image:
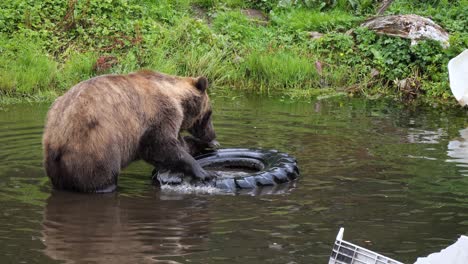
[361,14,449,47]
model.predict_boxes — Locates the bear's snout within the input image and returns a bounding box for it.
[207,140,220,149]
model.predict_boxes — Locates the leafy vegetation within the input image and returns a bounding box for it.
[0,0,466,104]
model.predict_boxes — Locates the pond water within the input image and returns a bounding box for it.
[1,94,468,263]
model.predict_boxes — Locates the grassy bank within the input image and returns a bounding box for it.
[0,0,467,104]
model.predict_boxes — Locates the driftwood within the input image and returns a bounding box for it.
[361,14,450,47]
[376,0,395,15]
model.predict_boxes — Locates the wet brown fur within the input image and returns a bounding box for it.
[42,70,215,192]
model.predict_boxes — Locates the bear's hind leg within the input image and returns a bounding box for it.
[48,150,121,193]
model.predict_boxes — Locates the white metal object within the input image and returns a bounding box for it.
[329,228,404,264]
[448,49,468,106]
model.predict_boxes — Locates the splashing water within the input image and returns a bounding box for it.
[157,168,249,195]
[160,182,227,195]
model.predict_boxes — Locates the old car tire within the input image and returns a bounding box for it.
[154,148,299,191]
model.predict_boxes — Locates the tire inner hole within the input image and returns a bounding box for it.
[200,158,264,178]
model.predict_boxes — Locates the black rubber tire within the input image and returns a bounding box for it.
[154,148,299,191]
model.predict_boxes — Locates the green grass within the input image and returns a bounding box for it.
[192,0,247,9]
[0,0,466,104]
[57,52,97,90]
[388,0,468,32]
[242,51,320,91]
[212,10,258,43]
[0,36,57,95]
[271,8,360,32]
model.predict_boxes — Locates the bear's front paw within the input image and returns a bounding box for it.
[194,169,218,183]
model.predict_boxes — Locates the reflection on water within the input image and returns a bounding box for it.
[1,97,468,263]
[42,191,210,264]
[447,128,468,176]
[407,128,446,144]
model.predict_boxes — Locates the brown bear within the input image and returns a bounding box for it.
[42,70,219,193]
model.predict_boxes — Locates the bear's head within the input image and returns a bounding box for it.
[186,76,219,150]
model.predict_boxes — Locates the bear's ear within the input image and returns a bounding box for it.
[195,76,208,92]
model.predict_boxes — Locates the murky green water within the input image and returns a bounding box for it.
[1,95,468,263]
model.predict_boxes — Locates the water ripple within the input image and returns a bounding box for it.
[1,98,468,264]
